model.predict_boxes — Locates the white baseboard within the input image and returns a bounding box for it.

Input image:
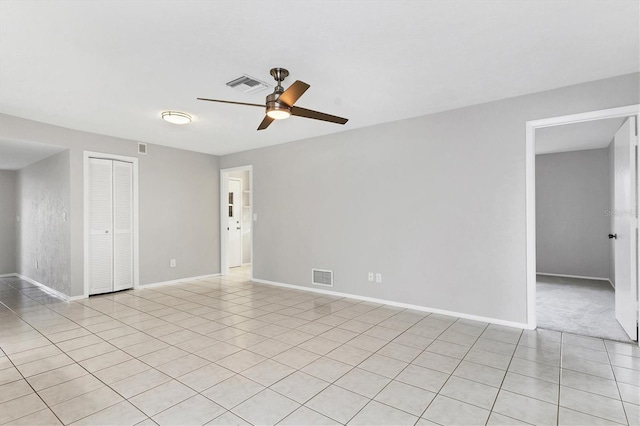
[537,272,613,287]
[14,274,79,302]
[140,273,222,289]
[252,278,530,330]
[0,273,17,278]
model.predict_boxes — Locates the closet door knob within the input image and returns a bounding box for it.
[608,233,617,239]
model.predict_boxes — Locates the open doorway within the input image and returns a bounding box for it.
[526,105,639,344]
[220,166,252,279]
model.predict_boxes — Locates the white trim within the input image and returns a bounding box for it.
[220,166,253,279]
[537,272,611,282]
[83,151,140,298]
[537,272,615,289]
[526,121,537,330]
[15,274,72,302]
[139,273,221,289]
[525,104,640,334]
[253,278,530,330]
[0,273,16,278]
[68,295,87,301]
[527,105,640,129]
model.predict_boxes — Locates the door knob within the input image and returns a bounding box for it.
[608,233,617,239]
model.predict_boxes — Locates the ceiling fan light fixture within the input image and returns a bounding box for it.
[266,108,291,120]
[161,111,192,125]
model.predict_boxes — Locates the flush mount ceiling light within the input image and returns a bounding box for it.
[161,111,192,125]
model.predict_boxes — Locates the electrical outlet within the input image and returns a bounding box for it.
[376,273,382,283]
[170,259,176,268]
[368,272,374,282]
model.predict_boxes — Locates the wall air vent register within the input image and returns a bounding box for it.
[312,269,334,287]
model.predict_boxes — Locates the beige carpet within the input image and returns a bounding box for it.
[536,275,633,343]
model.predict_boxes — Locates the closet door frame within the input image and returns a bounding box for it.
[83,151,139,297]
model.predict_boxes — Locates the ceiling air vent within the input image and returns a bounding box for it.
[226,74,270,94]
[138,143,147,155]
[312,269,333,287]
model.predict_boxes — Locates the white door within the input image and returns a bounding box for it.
[614,117,638,341]
[89,158,133,295]
[113,161,133,291]
[89,158,114,295]
[228,179,242,268]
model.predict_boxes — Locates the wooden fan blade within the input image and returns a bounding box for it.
[197,98,265,108]
[291,106,348,125]
[278,81,310,106]
[257,115,275,130]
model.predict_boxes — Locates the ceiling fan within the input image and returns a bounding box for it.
[197,68,348,131]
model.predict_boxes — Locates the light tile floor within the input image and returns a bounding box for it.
[0,272,638,426]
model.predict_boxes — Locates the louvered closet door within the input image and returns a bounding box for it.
[89,158,114,295]
[113,160,133,291]
[89,158,134,295]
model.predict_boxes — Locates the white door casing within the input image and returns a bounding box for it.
[614,117,638,340]
[220,166,253,277]
[525,105,640,341]
[228,178,242,268]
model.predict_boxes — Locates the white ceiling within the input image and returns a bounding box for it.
[535,118,626,155]
[0,1,638,156]
[0,139,66,170]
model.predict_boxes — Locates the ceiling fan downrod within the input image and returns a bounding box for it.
[270,67,289,93]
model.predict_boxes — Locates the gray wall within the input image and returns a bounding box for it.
[0,170,17,274]
[0,116,220,297]
[536,148,610,279]
[139,145,219,284]
[17,151,71,294]
[220,73,639,325]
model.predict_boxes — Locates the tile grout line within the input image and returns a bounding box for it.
[1,280,218,424]
[2,275,637,426]
[4,276,412,425]
[238,305,431,424]
[604,340,631,426]
[0,280,534,425]
[0,297,77,426]
[556,331,564,426]
[558,333,634,425]
[208,280,410,425]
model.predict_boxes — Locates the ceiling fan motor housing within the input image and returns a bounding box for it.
[267,91,291,118]
[266,90,290,115]
[267,68,291,114]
